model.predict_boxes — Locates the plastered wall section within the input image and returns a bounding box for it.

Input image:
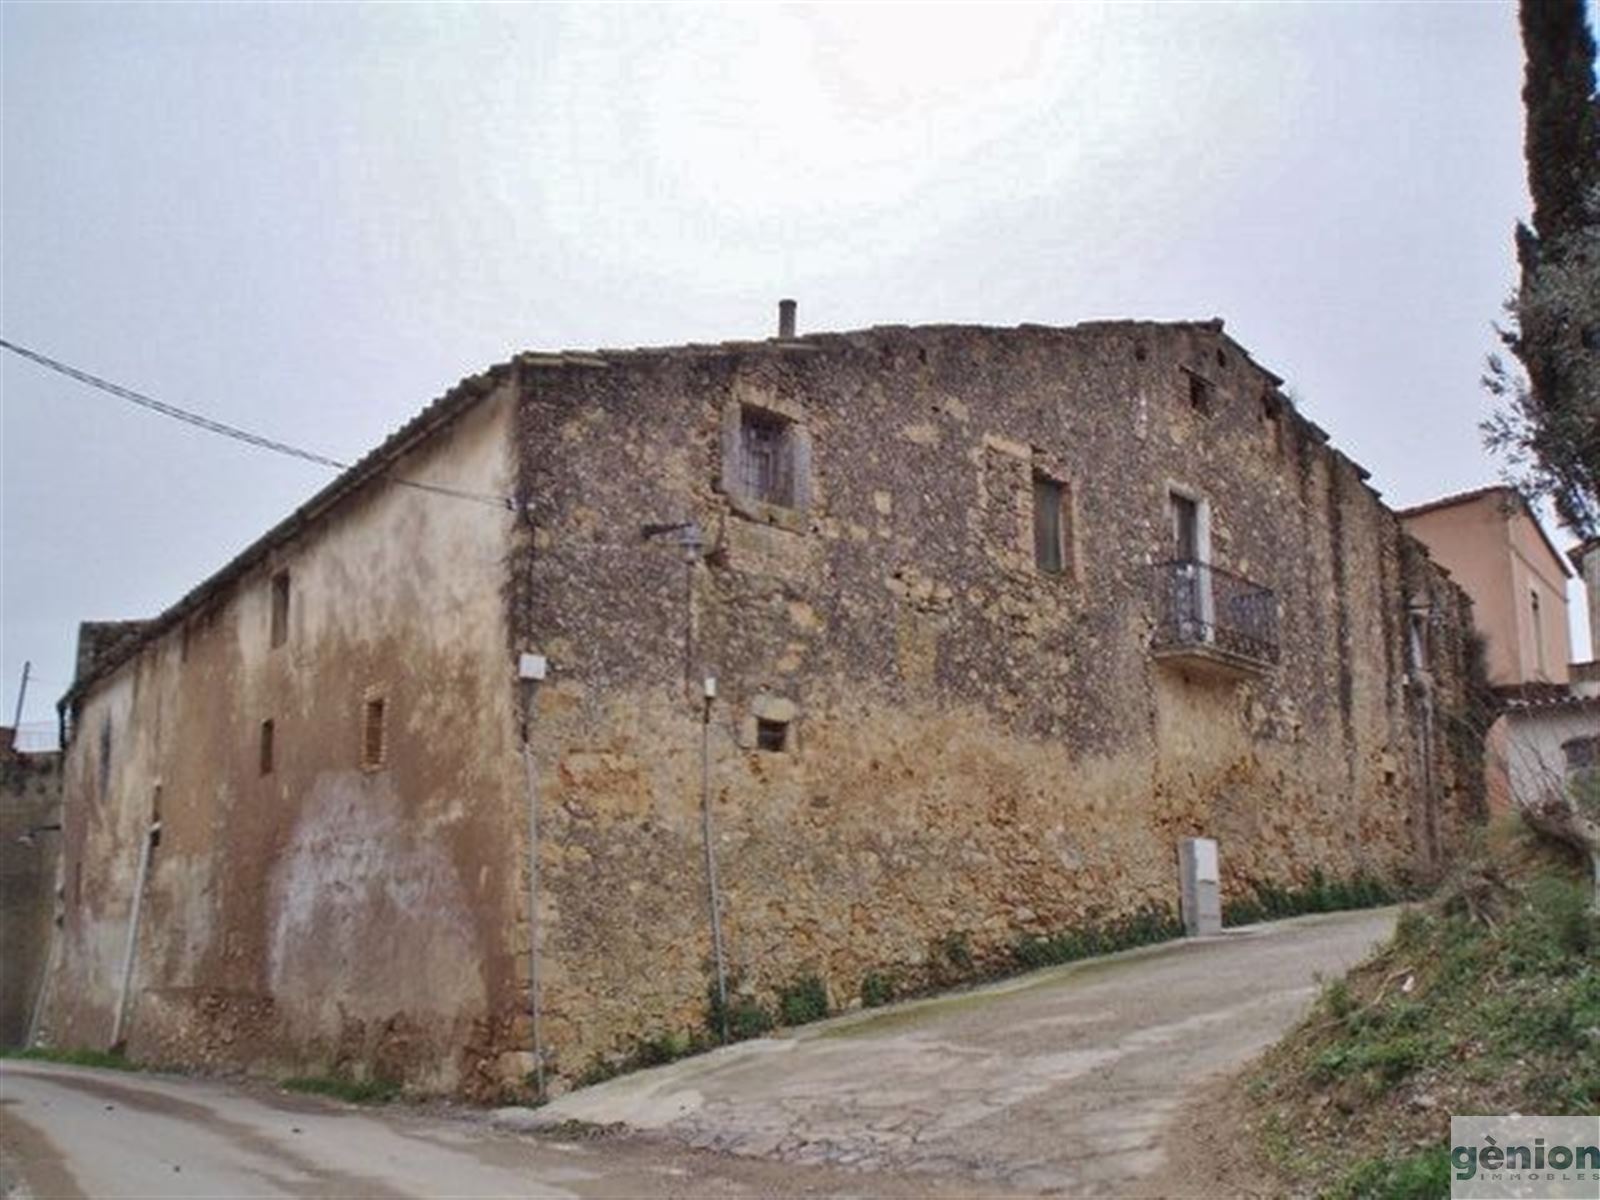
[1403,494,1570,685]
[47,383,526,1095]
[1505,509,1571,683]
[509,324,1481,1081]
[1502,705,1600,810]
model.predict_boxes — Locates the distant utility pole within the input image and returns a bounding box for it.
[11,660,31,730]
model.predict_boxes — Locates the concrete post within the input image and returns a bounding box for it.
[1179,836,1222,937]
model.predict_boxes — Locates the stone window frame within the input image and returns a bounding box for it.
[719,395,813,533]
[1029,456,1079,582]
[740,694,798,754]
[1163,481,1216,638]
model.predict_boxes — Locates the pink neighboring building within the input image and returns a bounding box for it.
[1399,485,1573,686]
[1401,486,1597,821]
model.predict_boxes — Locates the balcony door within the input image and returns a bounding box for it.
[1169,491,1212,643]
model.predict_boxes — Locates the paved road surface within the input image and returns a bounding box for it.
[0,1063,984,1199]
[527,908,1397,1195]
[2,908,1394,1197]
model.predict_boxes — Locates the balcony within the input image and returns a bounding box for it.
[1151,560,1279,679]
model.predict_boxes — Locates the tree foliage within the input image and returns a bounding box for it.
[1483,0,1600,539]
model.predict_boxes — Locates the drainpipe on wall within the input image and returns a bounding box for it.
[700,677,730,1042]
[518,653,548,1102]
[110,815,160,1050]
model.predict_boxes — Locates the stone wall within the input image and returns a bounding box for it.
[0,732,62,1046]
[46,379,529,1096]
[43,319,1482,1097]
[510,322,1483,1083]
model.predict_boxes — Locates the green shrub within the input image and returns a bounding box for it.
[706,977,775,1042]
[281,1074,400,1104]
[859,971,895,1008]
[777,975,830,1026]
[1327,1148,1451,1200]
[937,931,973,972]
[2,1046,139,1071]
[1324,977,1356,1020]
[1224,872,1398,926]
[1013,904,1184,970]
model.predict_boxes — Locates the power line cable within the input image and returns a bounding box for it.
[0,337,517,511]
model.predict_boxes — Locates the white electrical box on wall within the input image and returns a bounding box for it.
[518,653,548,681]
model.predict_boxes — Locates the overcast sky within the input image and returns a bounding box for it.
[1,2,1592,742]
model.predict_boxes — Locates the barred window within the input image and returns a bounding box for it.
[738,407,796,508]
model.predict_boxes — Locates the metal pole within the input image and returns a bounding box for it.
[701,692,729,1042]
[26,916,61,1048]
[522,694,546,1103]
[111,818,159,1049]
[12,660,31,730]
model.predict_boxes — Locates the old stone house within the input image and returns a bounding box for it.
[44,313,1483,1096]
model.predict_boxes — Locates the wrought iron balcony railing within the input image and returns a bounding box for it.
[1151,560,1279,669]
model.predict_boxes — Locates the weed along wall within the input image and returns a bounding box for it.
[511,322,1485,1083]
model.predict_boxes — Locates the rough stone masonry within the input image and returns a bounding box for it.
[44,316,1483,1096]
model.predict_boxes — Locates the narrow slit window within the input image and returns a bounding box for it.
[756,718,788,753]
[1187,372,1214,415]
[362,696,387,770]
[270,570,290,648]
[259,719,275,776]
[1033,473,1067,575]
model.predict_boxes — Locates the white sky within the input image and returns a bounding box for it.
[1,2,1593,740]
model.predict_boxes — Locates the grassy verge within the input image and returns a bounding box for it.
[1,1046,140,1071]
[1243,849,1597,1199]
[1224,870,1402,926]
[281,1074,401,1104]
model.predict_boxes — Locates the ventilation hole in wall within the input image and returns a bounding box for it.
[756,718,789,753]
[362,696,387,769]
[270,569,290,649]
[259,719,275,776]
[1134,344,1148,362]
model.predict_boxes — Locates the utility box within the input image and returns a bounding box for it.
[1179,836,1222,937]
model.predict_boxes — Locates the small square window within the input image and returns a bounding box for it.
[270,570,290,648]
[259,719,275,776]
[756,718,788,753]
[362,696,387,770]
[739,407,796,508]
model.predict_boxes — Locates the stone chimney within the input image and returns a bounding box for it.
[778,298,797,339]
